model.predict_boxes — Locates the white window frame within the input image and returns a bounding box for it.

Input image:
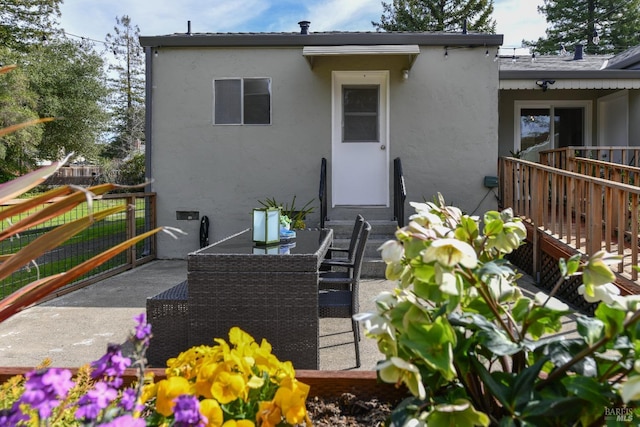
[213,77,272,125]
[514,100,592,154]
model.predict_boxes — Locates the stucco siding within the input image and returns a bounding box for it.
[151,47,328,258]
[150,45,500,258]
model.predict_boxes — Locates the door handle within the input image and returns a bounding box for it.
[380,145,386,150]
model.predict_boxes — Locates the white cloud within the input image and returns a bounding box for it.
[58,0,548,53]
[305,0,381,31]
[494,0,547,49]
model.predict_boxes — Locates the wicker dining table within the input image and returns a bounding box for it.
[183,228,333,369]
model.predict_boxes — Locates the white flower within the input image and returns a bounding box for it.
[437,267,459,295]
[422,238,478,269]
[378,240,404,264]
[353,311,394,337]
[620,375,640,403]
[577,283,620,305]
[378,357,426,399]
[410,201,437,214]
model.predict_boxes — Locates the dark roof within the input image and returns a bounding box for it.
[606,45,640,70]
[500,44,640,79]
[139,30,503,48]
[499,51,640,79]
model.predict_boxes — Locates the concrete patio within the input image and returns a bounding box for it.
[0,259,573,372]
[0,260,395,371]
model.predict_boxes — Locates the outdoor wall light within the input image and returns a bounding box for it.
[252,207,280,245]
[402,69,409,80]
[536,79,556,91]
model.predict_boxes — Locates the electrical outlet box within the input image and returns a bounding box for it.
[483,176,499,188]
[176,211,199,221]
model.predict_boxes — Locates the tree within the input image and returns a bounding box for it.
[0,0,62,53]
[0,57,42,179]
[103,15,145,160]
[24,39,110,162]
[527,0,640,55]
[373,0,497,33]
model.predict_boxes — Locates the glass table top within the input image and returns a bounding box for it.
[196,228,332,256]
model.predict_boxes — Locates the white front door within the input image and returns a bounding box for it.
[332,71,389,207]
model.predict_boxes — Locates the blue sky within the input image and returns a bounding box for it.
[59,0,547,54]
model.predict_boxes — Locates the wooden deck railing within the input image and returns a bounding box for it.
[540,146,640,169]
[499,157,640,284]
[567,157,640,186]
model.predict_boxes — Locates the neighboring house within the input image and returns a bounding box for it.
[498,44,640,162]
[140,23,504,258]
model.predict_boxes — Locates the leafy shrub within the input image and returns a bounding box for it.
[358,194,640,426]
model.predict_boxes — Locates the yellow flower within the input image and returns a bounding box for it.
[211,371,246,404]
[155,376,192,416]
[140,382,158,404]
[195,361,218,399]
[257,400,283,427]
[422,238,477,269]
[200,399,224,427]
[274,379,311,425]
[222,420,255,427]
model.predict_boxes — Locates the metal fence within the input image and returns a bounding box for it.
[0,192,157,300]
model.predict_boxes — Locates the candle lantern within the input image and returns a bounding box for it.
[252,207,280,245]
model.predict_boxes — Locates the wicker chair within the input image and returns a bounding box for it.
[318,221,371,368]
[320,214,365,271]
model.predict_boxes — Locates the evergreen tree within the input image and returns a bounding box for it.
[103,15,145,160]
[373,0,497,33]
[527,0,640,55]
[0,0,62,53]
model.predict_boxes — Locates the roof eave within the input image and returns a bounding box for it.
[500,69,640,79]
[139,32,503,48]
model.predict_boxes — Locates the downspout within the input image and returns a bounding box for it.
[144,46,153,193]
[143,46,154,257]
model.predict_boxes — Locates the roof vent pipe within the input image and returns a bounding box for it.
[298,21,310,34]
[187,20,192,35]
[574,43,584,60]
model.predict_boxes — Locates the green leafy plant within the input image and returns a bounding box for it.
[257,196,314,230]
[358,194,640,426]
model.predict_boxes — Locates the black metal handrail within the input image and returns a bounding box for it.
[393,157,406,227]
[319,157,327,229]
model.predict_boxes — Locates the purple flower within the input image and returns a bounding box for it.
[133,313,152,343]
[91,344,131,387]
[19,368,74,419]
[119,388,143,412]
[173,395,206,427]
[76,381,118,420]
[99,414,146,426]
[0,403,29,426]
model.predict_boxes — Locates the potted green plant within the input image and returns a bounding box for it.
[257,196,314,230]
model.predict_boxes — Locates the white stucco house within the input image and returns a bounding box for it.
[140,22,640,259]
[140,23,504,258]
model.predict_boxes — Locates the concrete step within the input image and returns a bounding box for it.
[328,206,394,221]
